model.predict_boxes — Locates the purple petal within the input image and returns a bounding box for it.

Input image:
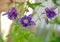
[30,21,36,25]
[2,12,8,16]
[28,14,33,18]
[50,7,56,11]
[8,7,18,20]
[41,12,45,14]
[18,18,21,24]
[45,8,56,19]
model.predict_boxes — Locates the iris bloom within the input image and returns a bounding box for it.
[18,14,36,27]
[3,7,18,20]
[45,8,56,19]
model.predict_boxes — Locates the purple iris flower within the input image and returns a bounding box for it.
[18,14,36,27]
[45,8,56,19]
[3,7,18,20]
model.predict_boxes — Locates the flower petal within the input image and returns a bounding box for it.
[28,14,33,18]
[18,19,21,24]
[45,8,56,19]
[30,21,36,25]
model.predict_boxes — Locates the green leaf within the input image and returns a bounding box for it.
[45,0,48,1]
[7,23,20,37]
[52,0,59,6]
[55,36,60,42]
[49,17,60,24]
[7,31,17,37]
[14,23,20,29]
[52,0,57,4]
[0,35,4,42]
[7,23,36,42]
[27,1,42,10]
[48,36,60,42]
[33,37,41,42]
[15,2,24,6]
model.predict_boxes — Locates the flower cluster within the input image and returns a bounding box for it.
[2,1,59,42]
[3,7,57,28]
[3,7,36,28]
[2,0,57,28]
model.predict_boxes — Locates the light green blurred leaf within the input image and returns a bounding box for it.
[52,0,57,4]
[15,2,24,7]
[27,1,42,10]
[45,0,48,1]
[52,0,59,6]
[0,35,4,42]
[49,17,60,24]
[33,37,41,42]
[48,36,60,42]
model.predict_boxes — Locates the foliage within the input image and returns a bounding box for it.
[49,17,60,24]
[48,36,60,42]
[52,0,59,6]
[0,35,4,42]
[15,2,24,7]
[27,1,42,10]
[2,0,60,42]
[7,23,41,42]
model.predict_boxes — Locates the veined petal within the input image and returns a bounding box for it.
[45,8,56,19]
[28,14,33,18]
